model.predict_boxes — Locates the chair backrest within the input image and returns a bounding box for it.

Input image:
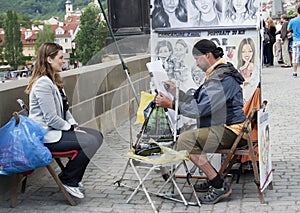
[243,87,261,141]
[227,107,257,150]
[216,107,257,175]
[13,99,29,124]
[245,108,258,133]
[216,107,257,158]
[13,110,28,125]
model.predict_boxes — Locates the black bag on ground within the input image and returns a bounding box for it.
[134,142,161,156]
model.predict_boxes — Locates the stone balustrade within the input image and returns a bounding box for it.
[0,54,151,198]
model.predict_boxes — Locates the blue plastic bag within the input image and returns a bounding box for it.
[0,115,52,175]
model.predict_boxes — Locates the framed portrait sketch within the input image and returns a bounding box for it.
[150,0,260,30]
[151,29,260,105]
[258,108,273,192]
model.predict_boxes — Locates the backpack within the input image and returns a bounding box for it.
[287,31,293,41]
[263,31,271,45]
[269,33,275,44]
[134,103,174,156]
[140,104,173,142]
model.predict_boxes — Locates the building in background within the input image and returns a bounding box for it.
[282,0,300,12]
[52,13,81,69]
[261,0,299,20]
[261,0,283,19]
[0,0,82,70]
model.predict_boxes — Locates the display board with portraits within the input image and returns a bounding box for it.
[148,1,273,186]
[150,0,260,30]
[258,108,273,192]
[150,28,260,105]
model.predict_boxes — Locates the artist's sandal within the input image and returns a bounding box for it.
[194,179,211,192]
[199,182,232,204]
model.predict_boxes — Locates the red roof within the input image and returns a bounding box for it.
[51,15,80,38]
[20,27,38,45]
[0,15,80,46]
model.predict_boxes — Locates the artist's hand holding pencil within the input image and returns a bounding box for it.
[155,92,173,109]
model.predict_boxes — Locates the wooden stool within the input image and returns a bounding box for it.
[10,112,78,207]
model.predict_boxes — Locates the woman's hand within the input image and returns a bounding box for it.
[155,92,173,109]
[73,125,87,133]
[75,128,87,133]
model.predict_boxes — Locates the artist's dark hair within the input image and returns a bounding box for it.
[192,39,224,58]
[211,47,224,58]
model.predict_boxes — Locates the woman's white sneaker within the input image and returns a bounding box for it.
[62,184,84,199]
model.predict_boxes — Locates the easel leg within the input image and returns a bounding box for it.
[183,161,201,207]
[127,159,158,213]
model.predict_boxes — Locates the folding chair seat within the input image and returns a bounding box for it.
[215,108,265,203]
[10,103,78,207]
[117,93,200,212]
[115,141,201,213]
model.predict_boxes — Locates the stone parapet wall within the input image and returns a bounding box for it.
[0,55,151,199]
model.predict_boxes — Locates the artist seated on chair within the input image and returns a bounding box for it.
[155,39,247,204]
[24,42,103,199]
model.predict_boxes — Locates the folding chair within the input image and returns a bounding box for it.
[182,88,269,203]
[10,99,77,207]
[115,141,201,213]
[215,107,265,203]
[115,87,201,212]
[223,87,262,183]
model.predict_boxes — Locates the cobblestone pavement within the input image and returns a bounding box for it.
[1,64,300,212]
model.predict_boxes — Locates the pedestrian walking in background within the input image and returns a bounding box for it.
[280,14,292,68]
[265,18,276,66]
[288,5,300,78]
[274,20,283,65]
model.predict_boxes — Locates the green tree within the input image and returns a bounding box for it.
[288,9,296,16]
[0,36,4,65]
[0,13,5,28]
[0,12,32,28]
[75,5,107,65]
[35,24,55,52]
[4,10,23,69]
[0,0,108,21]
[18,13,32,29]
